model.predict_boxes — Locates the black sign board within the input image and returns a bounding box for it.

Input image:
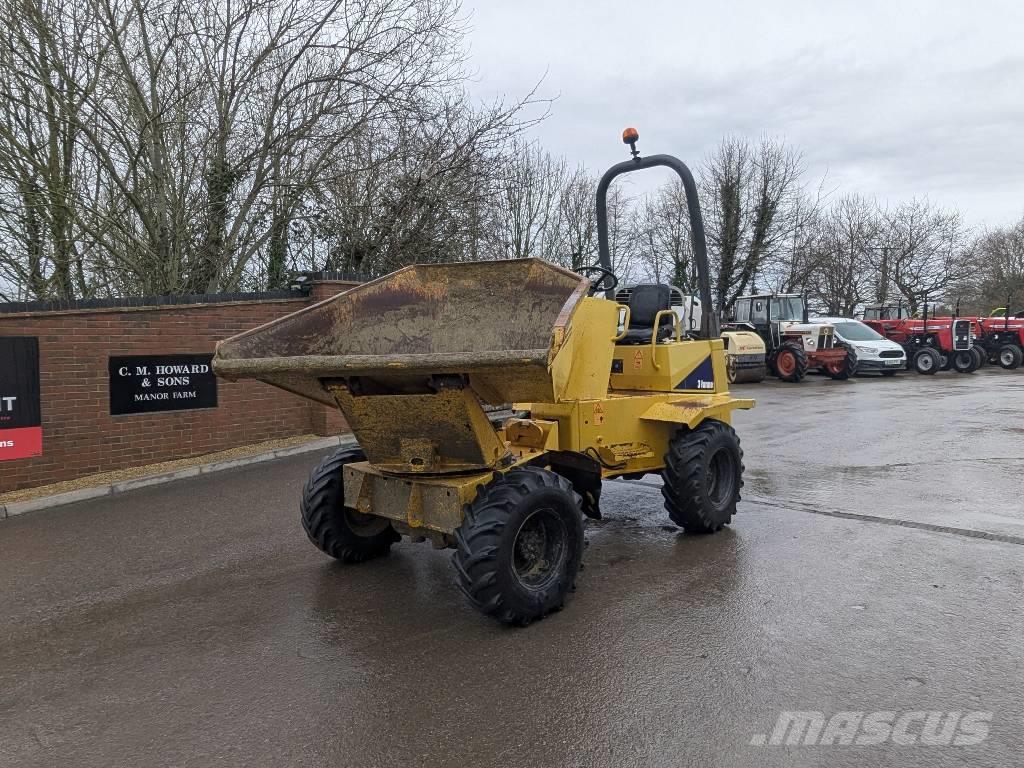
[0,336,43,460]
[109,354,218,415]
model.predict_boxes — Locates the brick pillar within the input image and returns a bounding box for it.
[309,400,350,437]
[307,280,360,303]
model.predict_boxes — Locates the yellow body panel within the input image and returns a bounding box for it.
[607,337,729,392]
[550,297,620,401]
[344,461,490,536]
[526,390,752,477]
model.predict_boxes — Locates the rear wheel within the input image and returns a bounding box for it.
[772,342,808,383]
[952,349,979,373]
[997,343,1023,370]
[301,447,400,563]
[452,467,584,626]
[662,420,744,534]
[912,347,941,375]
[825,343,858,380]
[971,346,987,368]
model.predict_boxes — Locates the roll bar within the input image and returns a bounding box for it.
[595,135,718,338]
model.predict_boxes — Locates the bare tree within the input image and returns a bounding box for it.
[554,166,597,272]
[0,0,109,299]
[604,183,638,286]
[487,139,567,261]
[306,91,542,276]
[804,195,880,315]
[875,198,975,313]
[965,214,1024,312]
[0,0,545,298]
[635,180,694,291]
[699,136,805,311]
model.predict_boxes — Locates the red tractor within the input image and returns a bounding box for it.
[862,304,980,375]
[976,307,1024,370]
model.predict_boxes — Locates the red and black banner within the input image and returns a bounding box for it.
[0,337,42,461]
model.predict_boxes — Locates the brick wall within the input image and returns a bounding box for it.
[0,286,355,493]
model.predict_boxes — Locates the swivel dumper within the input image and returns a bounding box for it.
[213,129,754,625]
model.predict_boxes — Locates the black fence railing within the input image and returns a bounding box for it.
[297,270,371,283]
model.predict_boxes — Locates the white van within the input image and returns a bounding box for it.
[813,317,907,375]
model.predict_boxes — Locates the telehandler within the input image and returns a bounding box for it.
[213,129,754,625]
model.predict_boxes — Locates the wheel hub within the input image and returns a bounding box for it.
[344,507,391,537]
[512,508,566,589]
[706,448,737,507]
[516,528,544,562]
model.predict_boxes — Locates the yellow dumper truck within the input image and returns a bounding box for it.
[213,130,754,625]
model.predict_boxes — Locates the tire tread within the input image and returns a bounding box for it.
[300,446,399,564]
[451,466,583,626]
[661,420,744,534]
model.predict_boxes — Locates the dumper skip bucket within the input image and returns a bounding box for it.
[213,259,590,473]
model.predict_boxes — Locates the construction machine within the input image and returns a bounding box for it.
[213,129,754,626]
[721,330,769,383]
[725,294,857,382]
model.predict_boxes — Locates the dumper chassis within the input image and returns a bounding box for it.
[214,130,754,626]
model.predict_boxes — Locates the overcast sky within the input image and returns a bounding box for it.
[465,0,1024,229]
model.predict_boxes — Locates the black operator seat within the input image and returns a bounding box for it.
[618,283,677,344]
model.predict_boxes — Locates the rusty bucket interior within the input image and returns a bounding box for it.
[213,258,589,473]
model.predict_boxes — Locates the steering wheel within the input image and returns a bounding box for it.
[579,265,618,295]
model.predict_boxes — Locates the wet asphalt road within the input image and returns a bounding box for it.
[1,368,1022,767]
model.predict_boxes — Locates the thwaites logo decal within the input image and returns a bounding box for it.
[0,337,43,461]
[677,355,715,391]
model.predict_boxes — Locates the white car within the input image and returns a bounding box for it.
[813,317,907,375]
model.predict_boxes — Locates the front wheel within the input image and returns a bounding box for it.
[301,446,400,563]
[997,343,1023,370]
[452,467,584,626]
[971,346,987,368]
[912,347,941,375]
[952,349,979,374]
[662,420,744,534]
